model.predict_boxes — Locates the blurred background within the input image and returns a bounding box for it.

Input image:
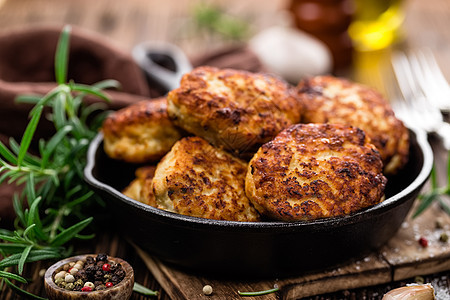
[0,0,449,90]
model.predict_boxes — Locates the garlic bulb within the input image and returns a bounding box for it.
[249,26,332,84]
[382,284,435,300]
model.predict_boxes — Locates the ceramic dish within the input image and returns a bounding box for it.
[84,128,432,278]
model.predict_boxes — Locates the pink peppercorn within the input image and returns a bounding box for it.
[81,286,92,292]
[418,237,428,248]
[102,263,111,272]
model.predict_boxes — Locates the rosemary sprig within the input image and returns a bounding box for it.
[193,3,249,41]
[414,153,450,218]
[238,286,280,297]
[0,25,119,298]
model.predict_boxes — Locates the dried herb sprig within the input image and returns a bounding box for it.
[414,154,450,218]
[0,25,119,298]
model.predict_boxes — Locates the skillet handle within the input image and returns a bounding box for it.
[132,41,192,92]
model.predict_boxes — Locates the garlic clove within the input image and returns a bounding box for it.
[382,284,435,300]
[249,26,332,84]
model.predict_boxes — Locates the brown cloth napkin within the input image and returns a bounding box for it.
[0,25,264,225]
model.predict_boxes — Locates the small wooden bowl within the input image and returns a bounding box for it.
[44,254,134,300]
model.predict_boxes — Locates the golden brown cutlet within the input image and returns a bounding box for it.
[102,97,182,163]
[296,75,409,174]
[122,165,156,207]
[152,136,261,221]
[167,66,302,157]
[245,123,387,221]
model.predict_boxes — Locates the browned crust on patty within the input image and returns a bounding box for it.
[167,66,303,157]
[246,123,387,221]
[296,75,409,174]
[153,136,261,221]
[102,97,182,163]
[122,165,157,207]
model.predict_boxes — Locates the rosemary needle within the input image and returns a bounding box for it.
[133,282,159,297]
[238,286,280,296]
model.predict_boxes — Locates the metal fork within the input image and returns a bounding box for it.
[407,49,450,112]
[389,50,450,149]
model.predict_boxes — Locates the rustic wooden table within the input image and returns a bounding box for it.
[1,0,450,299]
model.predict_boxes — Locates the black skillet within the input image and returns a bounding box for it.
[84,128,432,278]
[88,43,433,277]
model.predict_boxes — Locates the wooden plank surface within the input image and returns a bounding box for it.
[384,205,450,282]
[1,0,450,299]
[134,200,450,299]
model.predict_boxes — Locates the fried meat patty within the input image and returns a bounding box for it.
[167,66,302,156]
[246,123,387,221]
[102,98,182,163]
[122,166,156,207]
[152,136,261,221]
[296,76,409,174]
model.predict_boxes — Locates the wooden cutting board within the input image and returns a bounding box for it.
[134,202,450,299]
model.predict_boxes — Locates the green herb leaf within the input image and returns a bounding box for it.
[0,234,25,244]
[133,282,159,296]
[49,217,93,247]
[414,191,439,218]
[17,105,43,167]
[12,194,26,227]
[439,198,450,215]
[55,25,71,85]
[15,94,44,104]
[27,196,42,229]
[80,103,109,125]
[18,245,33,275]
[431,166,438,189]
[415,152,450,218]
[0,140,18,165]
[53,92,68,130]
[92,79,121,90]
[238,286,280,296]
[70,83,110,102]
[8,138,42,167]
[28,87,59,116]
[66,185,82,199]
[0,249,61,269]
[0,243,31,255]
[40,125,72,167]
[0,270,28,283]
[0,169,14,185]
[66,191,94,209]
[194,3,249,40]
[23,224,37,241]
[25,174,36,204]
[447,153,450,187]
[3,278,49,300]
[74,233,96,240]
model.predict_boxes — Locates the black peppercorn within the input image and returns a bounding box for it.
[85,256,95,264]
[96,253,108,262]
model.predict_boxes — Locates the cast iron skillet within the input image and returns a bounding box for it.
[84,128,432,278]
